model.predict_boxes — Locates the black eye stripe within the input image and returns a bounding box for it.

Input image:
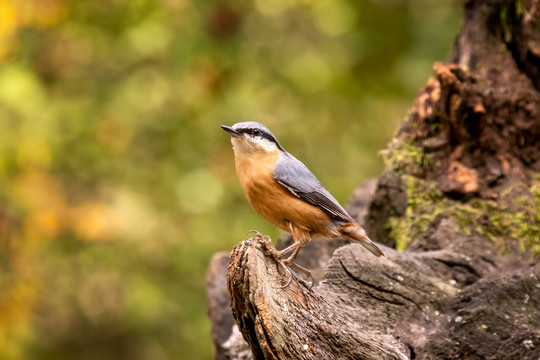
[239,128,265,138]
[238,128,281,147]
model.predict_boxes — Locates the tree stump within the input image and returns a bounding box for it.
[207,0,540,359]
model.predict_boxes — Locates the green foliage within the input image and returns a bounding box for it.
[0,0,461,359]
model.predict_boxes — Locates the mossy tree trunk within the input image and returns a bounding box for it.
[207,0,540,359]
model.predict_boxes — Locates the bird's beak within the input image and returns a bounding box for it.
[221,125,240,136]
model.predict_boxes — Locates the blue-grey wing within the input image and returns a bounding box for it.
[273,153,354,223]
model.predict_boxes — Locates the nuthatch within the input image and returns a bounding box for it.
[221,122,384,285]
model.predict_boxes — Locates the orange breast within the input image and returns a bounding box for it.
[234,150,332,235]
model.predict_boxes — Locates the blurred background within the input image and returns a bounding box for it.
[0,0,460,359]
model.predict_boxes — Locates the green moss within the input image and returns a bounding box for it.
[515,0,526,17]
[380,133,433,174]
[387,175,540,254]
[387,175,443,251]
[382,134,540,254]
[499,1,527,44]
[500,5,512,43]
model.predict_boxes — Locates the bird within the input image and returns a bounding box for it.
[221,122,384,286]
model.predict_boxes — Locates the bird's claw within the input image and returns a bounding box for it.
[246,229,262,239]
[246,230,272,243]
[280,264,294,288]
[245,231,292,287]
[244,231,313,289]
[283,260,314,289]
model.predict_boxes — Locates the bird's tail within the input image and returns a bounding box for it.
[339,222,385,257]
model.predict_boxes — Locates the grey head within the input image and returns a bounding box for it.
[221,122,284,152]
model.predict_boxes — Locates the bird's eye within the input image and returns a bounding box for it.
[252,129,261,136]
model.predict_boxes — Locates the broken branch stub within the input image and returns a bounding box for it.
[226,237,411,360]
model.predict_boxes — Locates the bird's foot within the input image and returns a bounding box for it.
[245,231,314,289]
[247,230,279,257]
[282,259,314,289]
[246,230,294,288]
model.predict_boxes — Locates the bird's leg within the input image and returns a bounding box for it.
[276,224,315,288]
[281,243,303,265]
[276,242,299,258]
[281,244,314,288]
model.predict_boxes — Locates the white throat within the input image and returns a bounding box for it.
[231,136,277,155]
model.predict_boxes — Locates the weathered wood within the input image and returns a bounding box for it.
[207,252,253,360]
[227,237,411,360]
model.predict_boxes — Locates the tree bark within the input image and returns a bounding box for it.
[207,0,540,359]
